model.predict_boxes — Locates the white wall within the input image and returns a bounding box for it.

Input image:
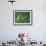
[0,0,46,42]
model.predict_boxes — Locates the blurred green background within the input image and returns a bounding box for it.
[15,12,30,23]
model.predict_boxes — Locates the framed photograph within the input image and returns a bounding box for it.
[13,10,32,25]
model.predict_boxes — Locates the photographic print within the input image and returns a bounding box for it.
[13,10,32,25]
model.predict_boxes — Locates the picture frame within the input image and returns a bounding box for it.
[13,10,32,25]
